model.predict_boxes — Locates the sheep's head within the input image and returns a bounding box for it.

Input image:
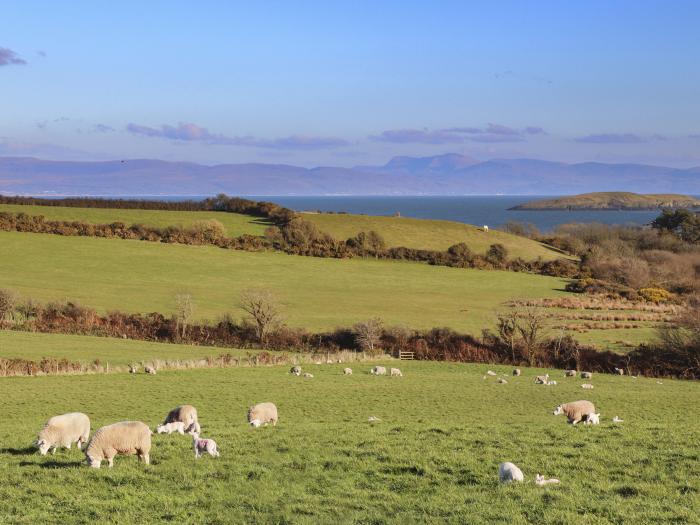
[249,418,262,428]
[586,413,601,425]
[552,405,563,416]
[85,454,100,468]
[155,424,167,434]
[36,439,50,456]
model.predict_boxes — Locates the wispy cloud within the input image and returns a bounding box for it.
[126,122,348,149]
[0,47,26,66]
[574,133,646,144]
[369,128,464,144]
[440,123,542,143]
[93,124,115,133]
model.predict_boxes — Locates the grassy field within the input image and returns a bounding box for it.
[0,361,697,523]
[303,212,568,260]
[0,231,570,334]
[0,203,270,237]
[0,330,254,366]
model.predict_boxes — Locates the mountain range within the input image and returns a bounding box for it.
[1,154,699,196]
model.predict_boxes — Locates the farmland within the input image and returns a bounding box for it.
[0,361,697,523]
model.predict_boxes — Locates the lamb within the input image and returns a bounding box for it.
[565,369,577,377]
[290,366,301,376]
[553,400,596,425]
[584,412,600,425]
[612,416,624,423]
[486,370,497,376]
[343,367,353,375]
[512,369,521,376]
[534,374,549,384]
[370,366,387,376]
[128,364,137,374]
[144,365,157,375]
[546,380,557,386]
[581,383,594,390]
[498,378,508,384]
[580,371,592,379]
[85,421,151,468]
[390,368,403,377]
[36,412,91,456]
[483,225,489,232]
[303,372,314,378]
[535,474,561,486]
[614,367,625,375]
[498,462,524,483]
[155,421,186,435]
[190,431,219,459]
[163,405,200,434]
[248,402,278,428]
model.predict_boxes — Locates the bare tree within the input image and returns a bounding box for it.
[0,289,18,325]
[496,310,519,362]
[515,306,547,367]
[353,318,384,353]
[175,294,195,339]
[239,289,284,345]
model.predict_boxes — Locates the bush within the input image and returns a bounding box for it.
[638,287,674,303]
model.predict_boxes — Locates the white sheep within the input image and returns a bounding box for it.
[290,366,301,376]
[584,412,600,425]
[534,374,549,384]
[367,416,381,422]
[580,371,592,379]
[303,372,314,378]
[614,367,625,375]
[343,367,353,375]
[565,369,577,377]
[553,400,596,425]
[163,405,200,434]
[85,421,152,468]
[581,383,594,390]
[36,412,91,456]
[547,380,558,386]
[498,462,524,483]
[248,402,278,428]
[190,431,219,459]
[483,225,489,232]
[512,369,521,376]
[144,365,157,375]
[486,370,497,376]
[535,474,561,486]
[370,366,387,376]
[390,368,403,377]
[498,378,508,384]
[612,416,624,423]
[155,421,186,435]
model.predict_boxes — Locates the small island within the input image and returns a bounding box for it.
[511,192,700,211]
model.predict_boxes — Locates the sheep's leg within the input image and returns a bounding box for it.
[107,457,114,468]
[66,442,71,450]
[142,453,150,465]
[51,446,57,455]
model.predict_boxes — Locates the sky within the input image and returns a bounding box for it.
[1,1,700,168]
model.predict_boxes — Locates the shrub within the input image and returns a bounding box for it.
[638,287,674,303]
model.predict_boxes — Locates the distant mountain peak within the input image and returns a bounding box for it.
[382,153,479,172]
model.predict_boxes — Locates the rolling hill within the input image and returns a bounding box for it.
[512,192,700,210]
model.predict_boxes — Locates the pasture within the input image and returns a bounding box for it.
[0,361,697,523]
[0,203,269,237]
[303,212,567,260]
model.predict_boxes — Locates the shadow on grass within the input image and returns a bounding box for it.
[19,460,84,469]
[0,446,36,455]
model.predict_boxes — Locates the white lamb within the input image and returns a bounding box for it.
[497,378,508,384]
[343,367,353,375]
[612,416,624,423]
[290,366,301,376]
[486,370,497,376]
[498,462,524,483]
[534,374,549,384]
[303,372,314,378]
[584,412,601,425]
[155,421,186,435]
[144,365,157,375]
[547,380,558,386]
[163,405,201,434]
[535,474,561,486]
[370,366,387,376]
[390,368,403,377]
[581,383,594,390]
[190,431,220,459]
[36,412,91,455]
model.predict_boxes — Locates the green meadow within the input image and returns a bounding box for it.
[0,362,697,523]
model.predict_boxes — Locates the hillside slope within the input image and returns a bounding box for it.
[512,192,700,210]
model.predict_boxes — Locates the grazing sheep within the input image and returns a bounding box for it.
[144,365,157,375]
[155,421,186,435]
[584,412,601,425]
[303,372,314,378]
[290,366,302,376]
[370,366,387,376]
[486,370,497,376]
[580,371,592,379]
[343,367,353,375]
[85,421,151,468]
[553,400,596,425]
[128,364,137,374]
[534,374,549,384]
[512,369,521,376]
[612,416,624,423]
[581,383,594,390]
[390,368,403,377]
[498,462,524,483]
[565,369,577,377]
[614,367,625,376]
[190,431,219,459]
[163,405,200,434]
[248,402,278,428]
[498,378,508,384]
[535,474,561,486]
[36,412,91,456]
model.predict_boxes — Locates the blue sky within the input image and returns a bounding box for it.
[1,1,699,167]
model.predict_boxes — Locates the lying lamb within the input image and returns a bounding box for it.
[190,431,219,459]
[583,412,601,425]
[303,372,314,378]
[85,421,151,468]
[36,412,91,456]
[248,402,278,428]
[512,369,521,376]
[290,366,301,376]
[553,400,596,425]
[497,378,508,384]
[163,405,200,434]
[370,366,387,376]
[580,371,593,379]
[534,374,549,384]
[547,380,558,386]
[581,383,594,390]
[343,367,353,375]
[612,416,624,423]
[156,421,186,435]
[498,462,524,483]
[565,369,577,377]
[390,368,403,377]
[535,474,561,486]
[486,370,497,376]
